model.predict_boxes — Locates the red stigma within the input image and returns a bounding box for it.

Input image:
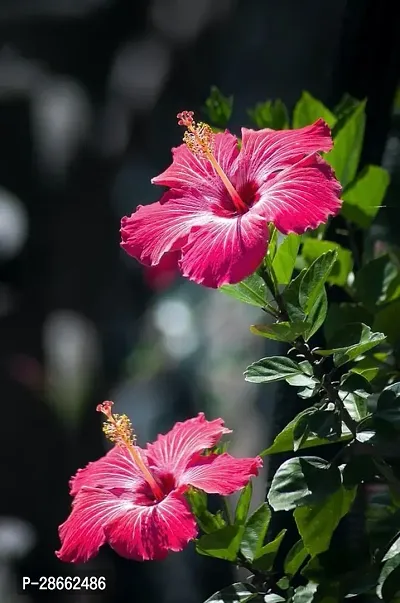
[177,111,194,127]
[96,400,114,417]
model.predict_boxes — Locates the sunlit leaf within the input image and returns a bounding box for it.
[204,86,233,128]
[342,165,390,228]
[220,273,270,308]
[284,539,309,577]
[272,233,301,284]
[327,99,366,187]
[293,92,336,129]
[244,356,317,386]
[302,238,353,287]
[196,525,244,561]
[248,98,289,129]
[294,486,357,557]
[315,323,386,367]
[240,503,271,562]
[268,456,341,512]
[261,409,352,456]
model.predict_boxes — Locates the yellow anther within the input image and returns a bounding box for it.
[176,110,248,213]
[96,401,164,500]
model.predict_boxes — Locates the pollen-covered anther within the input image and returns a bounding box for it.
[99,407,136,447]
[183,122,215,158]
[177,111,215,158]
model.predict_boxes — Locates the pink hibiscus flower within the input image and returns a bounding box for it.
[120,111,342,288]
[56,402,262,562]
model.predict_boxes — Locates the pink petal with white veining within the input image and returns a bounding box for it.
[252,154,342,233]
[120,189,210,266]
[70,446,147,496]
[105,490,197,561]
[178,452,263,495]
[146,413,231,476]
[178,209,268,287]
[239,119,333,182]
[151,132,239,193]
[56,487,134,563]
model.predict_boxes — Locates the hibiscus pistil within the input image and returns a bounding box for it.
[177,110,248,214]
[96,401,164,500]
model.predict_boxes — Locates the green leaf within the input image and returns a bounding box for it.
[272,234,301,285]
[355,415,398,445]
[186,489,227,534]
[276,578,290,591]
[293,584,318,603]
[334,93,360,120]
[342,455,378,489]
[339,372,371,421]
[324,303,374,343]
[204,582,259,603]
[268,456,341,512]
[235,483,253,525]
[292,411,314,452]
[294,582,340,603]
[196,525,244,561]
[354,255,398,312]
[342,165,390,228]
[294,486,357,557]
[299,251,337,315]
[220,273,270,308]
[304,409,343,442]
[301,239,353,287]
[327,99,366,187]
[204,86,233,128]
[383,534,400,562]
[374,300,400,345]
[386,274,400,303]
[303,287,328,341]
[247,99,289,129]
[250,321,309,343]
[366,502,400,552]
[282,269,307,322]
[261,409,352,456]
[377,553,400,601]
[244,356,317,385]
[350,355,383,382]
[240,503,271,562]
[284,539,309,577]
[375,383,400,427]
[264,596,285,603]
[315,323,386,367]
[292,92,336,129]
[252,529,287,571]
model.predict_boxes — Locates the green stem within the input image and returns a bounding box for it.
[262,303,280,320]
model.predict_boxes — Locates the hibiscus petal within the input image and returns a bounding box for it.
[151,132,239,193]
[56,487,133,563]
[70,446,147,496]
[178,452,263,495]
[120,189,210,266]
[179,210,268,287]
[239,119,333,182]
[253,154,342,234]
[146,413,231,476]
[105,490,197,561]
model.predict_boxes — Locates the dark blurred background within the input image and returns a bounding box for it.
[0,0,399,602]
